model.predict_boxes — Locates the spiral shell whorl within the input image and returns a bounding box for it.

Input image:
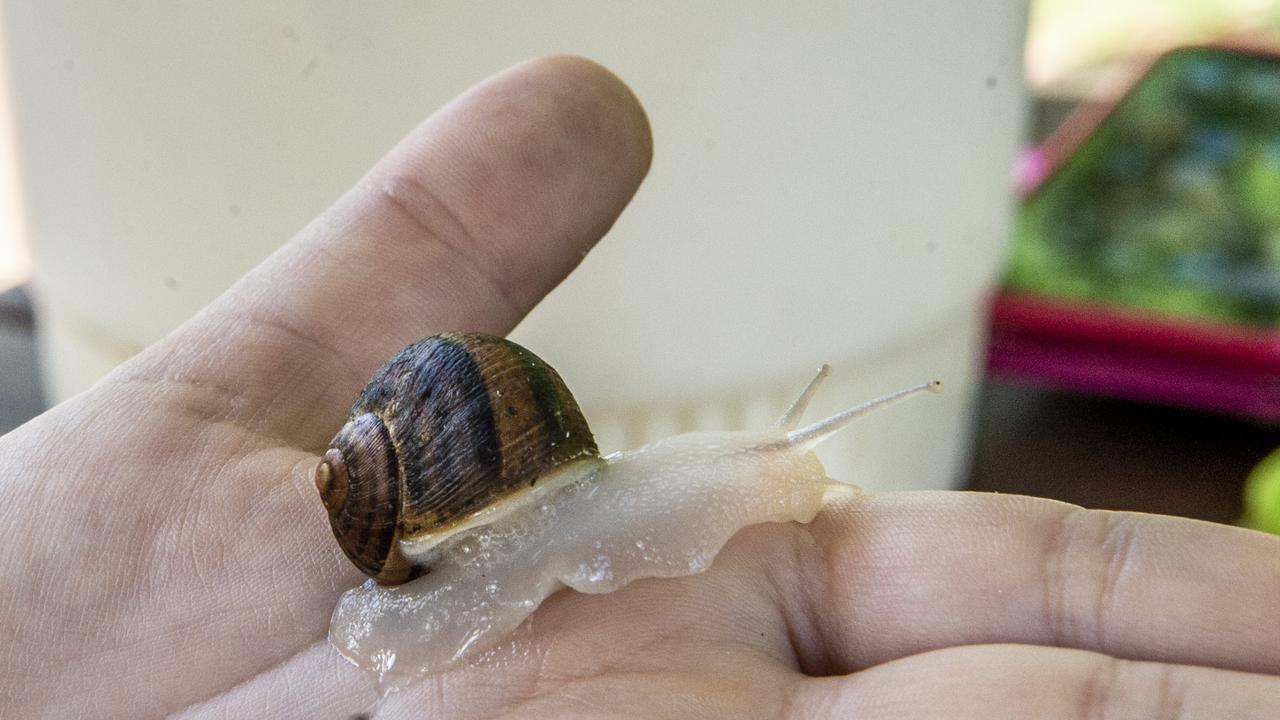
[318,332,599,585]
[316,413,410,583]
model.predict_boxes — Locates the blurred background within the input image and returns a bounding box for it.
[1,1,1278,531]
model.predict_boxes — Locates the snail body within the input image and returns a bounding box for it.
[317,333,941,684]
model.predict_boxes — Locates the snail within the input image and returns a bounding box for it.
[316,332,941,684]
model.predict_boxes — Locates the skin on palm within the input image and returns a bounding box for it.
[0,56,1277,720]
[172,495,1280,719]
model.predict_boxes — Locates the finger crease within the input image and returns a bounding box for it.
[789,524,835,675]
[1042,508,1081,648]
[1155,662,1187,720]
[1079,655,1121,720]
[377,174,524,321]
[241,307,365,415]
[1096,514,1140,652]
[166,639,327,719]
[103,375,280,448]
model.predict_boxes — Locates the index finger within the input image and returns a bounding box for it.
[775,491,1280,676]
[115,55,653,451]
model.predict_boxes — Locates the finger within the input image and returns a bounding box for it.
[115,54,652,450]
[1,56,650,717]
[772,492,1280,676]
[795,643,1280,720]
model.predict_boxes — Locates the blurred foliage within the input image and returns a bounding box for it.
[1242,446,1280,534]
[1007,48,1280,327]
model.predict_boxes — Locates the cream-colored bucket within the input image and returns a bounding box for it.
[4,2,1028,490]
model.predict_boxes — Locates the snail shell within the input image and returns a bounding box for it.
[315,332,599,584]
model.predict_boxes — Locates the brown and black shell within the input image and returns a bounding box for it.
[314,332,599,584]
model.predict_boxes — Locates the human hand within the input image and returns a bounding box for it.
[2,56,1277,719]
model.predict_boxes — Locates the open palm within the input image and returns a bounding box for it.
[2,57,1277,719]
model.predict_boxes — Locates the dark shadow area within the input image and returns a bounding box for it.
[966,379,1280,524]
[0,286,44,435]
